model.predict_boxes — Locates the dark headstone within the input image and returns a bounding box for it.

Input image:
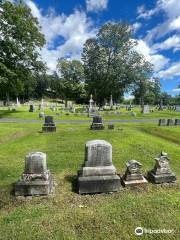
[108,124,115,129]
[78,140,121,194]
[29,104,35,112]
[159,119,166,126]
[90,115,104,130]
[167,119,174,126]
[175,119,180,125]
[42,116,56,132]
[148,152,176,184]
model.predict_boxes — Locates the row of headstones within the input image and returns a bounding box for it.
[159,119,180,126]
[14,140,176,196]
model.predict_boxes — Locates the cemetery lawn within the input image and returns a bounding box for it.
[0,106,180,121]
[0,122,179,240]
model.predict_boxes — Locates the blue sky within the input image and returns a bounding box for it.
[24,0,180,96]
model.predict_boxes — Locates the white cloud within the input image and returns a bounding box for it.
[132,22,142,33]
[158,62,180,78]
[172,88,180,92]
[25,1,96,72]
[135,39,169,72]
[152,34,180,52]
[86,0,108,12]
[141,0,180,42]
[137,4,160,19]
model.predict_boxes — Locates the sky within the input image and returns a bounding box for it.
[23,0,180,96]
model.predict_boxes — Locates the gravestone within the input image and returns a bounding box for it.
[109,95,113,110]
[108,123,115,129]
[42,116,56,132]
[29,104,35,112]
[159,119,166,126]
[167,119,174,126]
[15,152,53,196]
[175,119,180,125]
[175,106,180,112]
[88,94,96,117]
[122,160,147,187]
[148,152,176,184]
[39,112,45,118]
[131,112,137,117]
[90,115,104,130]
[78,140,121,194]
[142,105,150,114]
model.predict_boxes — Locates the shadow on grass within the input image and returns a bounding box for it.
[64,175,78,193]
[0,109,21,119]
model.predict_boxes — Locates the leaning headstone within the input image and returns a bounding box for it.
[15,152,53,196]
[29,104,35,112]
[175,119,180,125]
[122,160,148,187]
[147,152,176,184]
[142,105,150,114]
[90,115,104,130]
[167,119,174,126]
[42,116,56,132]
[159,119,166,126]
[131,112,137,117]
[78,140,121,194]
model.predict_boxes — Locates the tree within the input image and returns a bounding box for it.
[56,58,86,103]
[133,77,161,105]
[82,22,152,106]
[0,1,46,101]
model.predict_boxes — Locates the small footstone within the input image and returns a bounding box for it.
[78,140,121,194]
[122,160,148,187]
[148,152,176,184]
[15,152,53,196]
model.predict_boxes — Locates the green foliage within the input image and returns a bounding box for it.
[57,58,86,103]
[0,1,46,100]
[82,22,153,105]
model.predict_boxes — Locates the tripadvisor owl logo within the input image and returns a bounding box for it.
[135,227,143,236]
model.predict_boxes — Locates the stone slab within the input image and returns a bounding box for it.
[14,176,53,196]
[81,165,116,176]
[147,171,176,184]
[122,176,148,187]
[78,175,121,194]
[42,126,56,132]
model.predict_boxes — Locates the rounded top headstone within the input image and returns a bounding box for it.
[24,152,47,174]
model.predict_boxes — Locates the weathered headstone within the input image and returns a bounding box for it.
[42,116,56,132]
[175,119,180,125]
[167,119,174,126]
[39,112,45,118]
[131,112,137,117]
[78,140,121,194]
[148,152,176,184]
[122,160,147,187]
[29,104,35,112]
[175,106,180,112]
[142,105,150,114]
[90,115,104,130]
[15,152,53,196]
[109,95,113,110]
[108,123,115,129]
[159,119,166,126]
[88,94,96,117]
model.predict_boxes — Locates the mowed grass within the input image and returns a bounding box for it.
[0,105,180,120]
[0,122,179,240]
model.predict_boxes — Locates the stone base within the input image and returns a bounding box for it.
[90,124,104,130]
[42,126,56,132]
[78,175,121,194]
[81,166,116,177]
[14,176,53,196]
[147,171,176,184]
[122,176,148,187]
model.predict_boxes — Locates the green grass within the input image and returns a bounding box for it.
[0,122,179,239]
[0,105,180,120]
